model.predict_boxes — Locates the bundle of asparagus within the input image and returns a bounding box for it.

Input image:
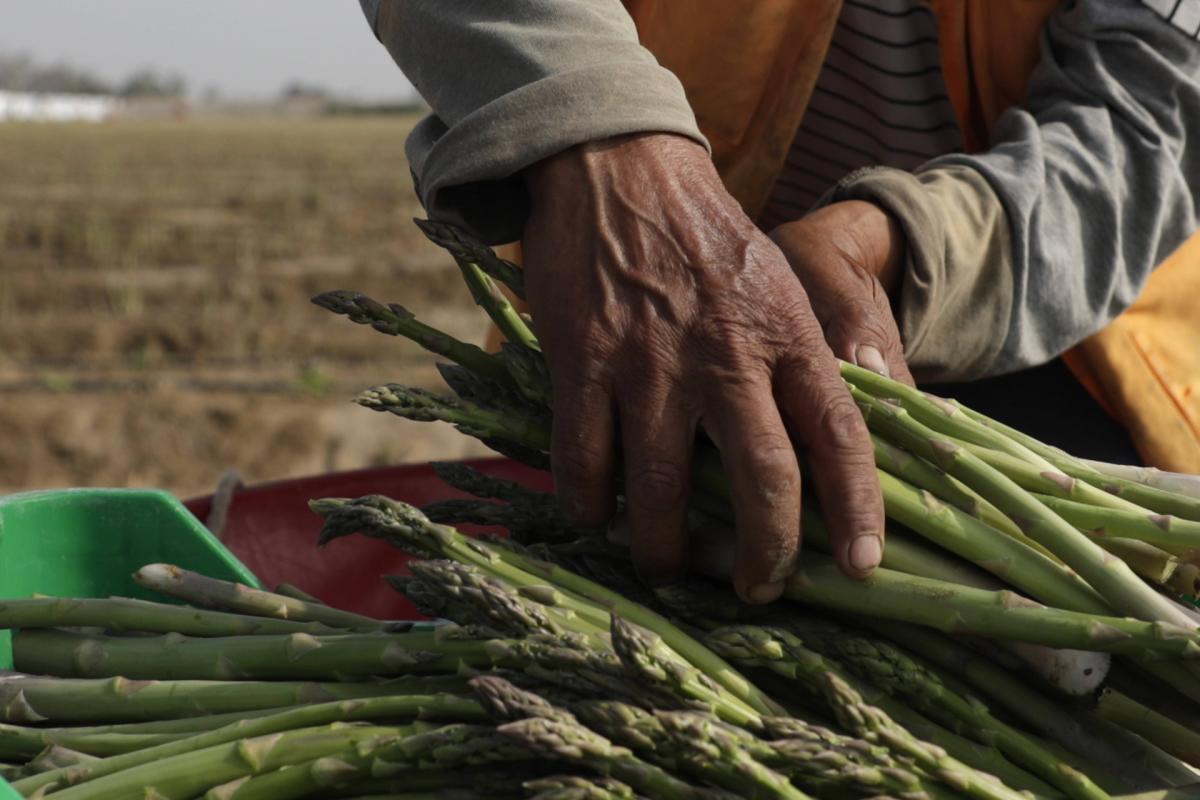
[298,219,1200,795]
[6,219,1200,799]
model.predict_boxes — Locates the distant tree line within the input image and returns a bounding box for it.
[0,53,186,97]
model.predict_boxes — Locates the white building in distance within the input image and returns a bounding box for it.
[0,90,121,122]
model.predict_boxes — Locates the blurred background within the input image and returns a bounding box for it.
[0,2,490,498]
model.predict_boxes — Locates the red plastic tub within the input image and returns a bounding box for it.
[183,459,552,619]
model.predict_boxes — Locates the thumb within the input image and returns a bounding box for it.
[770,202,915,386]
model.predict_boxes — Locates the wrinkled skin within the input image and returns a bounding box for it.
[769,199,914,387]
[523,132,899,603]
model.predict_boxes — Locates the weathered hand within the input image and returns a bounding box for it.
[769,201,914,386]
[522,133,884,603]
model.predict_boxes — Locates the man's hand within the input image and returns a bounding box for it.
[522,133,884,603]
[769,201,914,386]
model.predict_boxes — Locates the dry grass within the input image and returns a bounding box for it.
[0,116,490,497]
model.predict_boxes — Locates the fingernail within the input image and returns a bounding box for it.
[849,534,883,573]
[855,345,890,378]
[746,580,785,605]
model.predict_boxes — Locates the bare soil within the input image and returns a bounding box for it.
[0,116,491,498]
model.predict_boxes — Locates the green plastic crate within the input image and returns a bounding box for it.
[0,488,262,799]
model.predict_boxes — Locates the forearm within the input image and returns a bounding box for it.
[360,0,705,244]
[822,0,1200,382]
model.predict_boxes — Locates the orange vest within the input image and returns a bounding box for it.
[623,0,1200,472]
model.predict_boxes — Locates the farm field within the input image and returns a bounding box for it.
[0,115,491,498]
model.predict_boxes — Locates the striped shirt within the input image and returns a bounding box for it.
[760,0,1200,228]
[761,0,961,228]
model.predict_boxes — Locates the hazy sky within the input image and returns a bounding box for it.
[2,2,418,101]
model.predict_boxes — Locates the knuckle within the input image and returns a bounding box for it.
[627,459,688,513]
[813,394,871,453]
[740,438,801,504]
[552,438,607,491]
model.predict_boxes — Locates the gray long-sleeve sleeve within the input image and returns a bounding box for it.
[828,0,1200,382]
[359,0,705,245]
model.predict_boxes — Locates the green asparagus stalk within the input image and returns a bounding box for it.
[430,461,557,509]
[573,699,943,800]
[402,559,602,642]
[784,556,1200,658]
[132,563,387,632]
[849,386,1198,630]
[951,400,1200,523]
[1032,494,1200,553]
[0,595,345,637]
[781,615,1111,800]
[296,768,534,799]
[703,625,1051,798]
[872,433,1035,548]
[312,495,780,719]
[437,362,548,425]
[0,672,467,723]
[501,340,554,405]
[22,744,98,774]
[1093,688,1200,769]
[856,618,1196,792]
[609,616,764,730]
[311,290,513,388]
[413,218,527,300]
[11,693,485,796]
[27,706,303,736]
[416,218,539,353]
[200,724,537,800]
[877,469,1105,613]
[498,715,745,800]
[12,627,510,681]
[47,723,410,800]
[0,725,188,760]
[523,774,638,800]
[274,583,327,605]
[356,384,552,454]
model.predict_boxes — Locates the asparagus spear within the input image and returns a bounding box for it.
[356,384,552,456]
[499,716,746,800]
[46,723,410,800]
[10,693,485,796]
[0,672,467,723]
[501,340,554,405]
[0,725,187,760]
[573,699,942,800]
[200,723,537,800]
[609,616,765,730]
[311,290,513,388]
[312,495,780,718]
[416,217,539,353]
[784,556,1200,658]
[856,619,1195,791]
[430,461,557,509]
[877,469,1105,613]
[0,595,345,637]
[401,559,599,642]
[133,563,387,632]
[1032,494,1200,552]
[1093,688,1200,769]
[700,628,1051,796]
[951,400,1200,522]
[781,615,1110,800]
[850,386,1198,630]
[872,433,1035,548]
[12,627,511,681]
[523,774,639,800]
[413,218,527,300]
